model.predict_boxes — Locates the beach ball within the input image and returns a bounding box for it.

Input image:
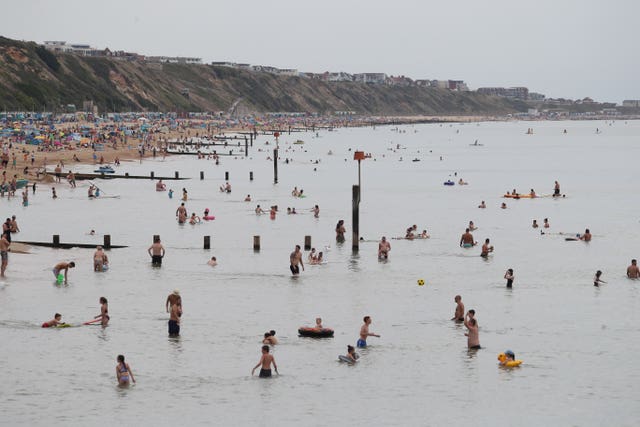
[417,279,425,286]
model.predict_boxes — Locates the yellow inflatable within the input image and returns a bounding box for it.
[498,352,523,367]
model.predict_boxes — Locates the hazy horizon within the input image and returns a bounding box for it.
[3,0,638,104]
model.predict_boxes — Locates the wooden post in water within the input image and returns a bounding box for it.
[125,172,129,177]
[253,235,260,251]
[204,236,210,249]
[174,171,179,179]
[304,235,312,251]
[150,171,154,178]
[273,149,278,184]
[250,133,253,147]
[200,171,204,180]
[103,235,111,249]
[225,171,229,181]
[249,171,254,181]
[53,235,60,248]
[352,185,360,252]
[245,138,248,157]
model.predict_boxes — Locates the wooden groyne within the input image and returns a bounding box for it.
[45,171,189,181]
[13,234,127,249]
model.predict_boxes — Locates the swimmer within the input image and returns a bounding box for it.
[499,350,516,366]
[42,313,65,328]
[182,188,188,201]
[189,213,201,224]
[579,228,592,242]
[357,316,380,348]
[594,270,606,286]
[308,248,317,263]
[270,206,277,220]
[460,228,476,248]
[148,236,165,267]
[468,221,477,231]
[244,194,251,202]
[262,330,278,345]
[336,220,346,242]
[378,236,391,259]
[168,189,173,199]
[529,189,536,197]
[344,345,359,363]
[311,205,319,218]
[291,187,299,197]
[504,269,514,288]
[207,256,217,266]
[501,202,507,209]
[451,295,465,322]
[251,345,278,377]
[553,180,560,197]
[627,259,639,279]
[419,229,430,238]
[116,355,135,386]
[255,205,265,215]
[315,317,323,329]
[478,201,486,209]
[481,239,494,257]
[176,203,187,224]
[543,218,550,228]
[289,244,304,275]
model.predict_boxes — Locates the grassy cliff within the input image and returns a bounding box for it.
[0,37,527,115]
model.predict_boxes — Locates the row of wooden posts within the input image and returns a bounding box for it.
[45,234,315,251]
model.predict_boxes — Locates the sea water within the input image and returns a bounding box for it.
[1,120,640,426]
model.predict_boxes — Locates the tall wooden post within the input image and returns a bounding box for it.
[273,149,278,184]
[304,235,311,251]
[200,171,204,180]
[103,235,111,249]
[53,234,60,248]
[352,185,360,252]
[225,171,229,181]
[174,171,179,179]
[245,138,248,157]
[249,171,254,181]
[204,235,210,249]
[253,235,260,251]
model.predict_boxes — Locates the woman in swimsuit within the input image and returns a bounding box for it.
[94,297,109,327]
[116,354,135,386]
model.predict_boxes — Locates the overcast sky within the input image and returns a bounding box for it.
[3,0,638,103]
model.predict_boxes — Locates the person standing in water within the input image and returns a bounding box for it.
[52,261,75,283]
[289,245,304,275]
[169,299,181,337]
[94,297,109,327]
[378,236,391,259]
[594,270,606,286]
[0,231,10,277]
[553,180,561,197]
[357,316,380,348]
[481,239,494,257]
[464,311,480,349]
[252,345,278,378]
[451,295,465,322]
[335,220,346,243]
[148,237,165,267]
[116,355,135,386]
[504,269,514,288]
[627,259,639,279]
[460,228,476,248]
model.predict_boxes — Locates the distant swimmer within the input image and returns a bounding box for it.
[156,180,166,191]
[148,236,165,267]
[335,220,346,243]
[207,256,217,266]
[116,355,135,386]
[481,239,494,257]
[478,201,486,209]
[52,261,75,283]
[168,189,173,199]
[169,298,181,336]
[189,213,201,224]
[419,229,430,238]
[378,236,391,259]
[255,205,265,215]
[579,229,592,242]
[460,228,476,248]
[553,181,561,197]
[458,178,468,185]
[176,203,187,224]
[532,220,539,228]
[543,218,550,228]
[312,205,320,218]
[594,270,606,286]
[263,330,278,345]
[308,248,317,263]
[501,202,507,209]
[464,310,480,349]
[42,313,65,328]
[627,259,640,279]
[343,345,359,363]
[244,194,251,202]
[182,188,188,201]
[504,269,514,288]
[289,244,304,275]
[452,295,465,322]
[270,206,277,220]
[252,345,278,378]
[357,316,380,348]
[315,317,323,329]
[529,189,536,197]
[468,221,477,231]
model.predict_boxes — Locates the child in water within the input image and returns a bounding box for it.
[594,270,606,287]
[116,355,135,386]
[345,345,359,363]
[42,313,64,328]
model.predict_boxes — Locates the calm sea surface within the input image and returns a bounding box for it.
[1,120,639,426]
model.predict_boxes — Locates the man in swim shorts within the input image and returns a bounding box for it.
[451,295,465,322]
[166,289,182,315]
[52,261,75,282]
[148,237,165,266]
[378,236,391,259]
[289,245,304,275]
[481,239,493,257]
[460,228,475,248]
[357,316,380,348]
[252,345,278,377]
[464,311,481,349]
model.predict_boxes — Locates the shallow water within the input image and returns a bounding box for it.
[2,120,640,426]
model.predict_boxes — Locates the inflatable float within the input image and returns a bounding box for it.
[498,352,523,367]
[338,355,357,364]
[444,181,455,186]
[503,194,536,199]
[298,327,334,338]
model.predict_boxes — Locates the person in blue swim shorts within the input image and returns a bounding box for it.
[357,316,380,348]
